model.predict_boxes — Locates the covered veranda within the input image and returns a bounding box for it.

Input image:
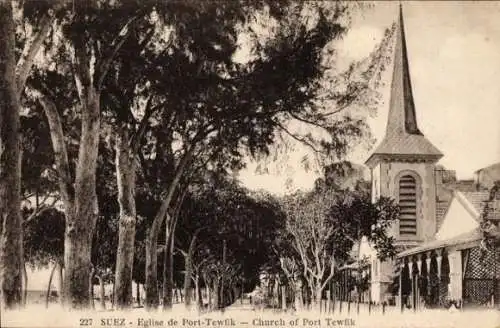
[396,228,500,311]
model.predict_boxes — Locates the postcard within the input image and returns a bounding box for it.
[1,1,499,327]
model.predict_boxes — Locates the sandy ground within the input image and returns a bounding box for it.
[1,302,499,328]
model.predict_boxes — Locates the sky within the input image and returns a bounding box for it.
[238,1,500,195]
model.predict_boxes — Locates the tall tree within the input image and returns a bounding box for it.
[279,175,399,307]
[0,0,61,309]
[0,0,23,308]
[281,190,338,306]
[25,2,143,308]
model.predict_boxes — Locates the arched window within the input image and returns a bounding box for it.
[399,175,417,235]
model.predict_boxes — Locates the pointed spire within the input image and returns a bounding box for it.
[365,3,443,168]
[386,3,421,137]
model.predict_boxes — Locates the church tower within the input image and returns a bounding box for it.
[364,5,443,303]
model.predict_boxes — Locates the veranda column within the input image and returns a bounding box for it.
[398,262,404,311]
[416,255,422,311]
[425,253,432,306]
[408,261,414,310]
[436,254,442,305]
[448,250,462,303]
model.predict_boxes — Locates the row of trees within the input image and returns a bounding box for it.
[23,174,281,311]
[22,161,400,313]
[0,0,395,311]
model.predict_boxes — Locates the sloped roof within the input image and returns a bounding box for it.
[444,180,479,192]
[369,134,443,159]
[461,191,491,215]
[474,162,500,174]
[435,200,451,231]
[459,191,500,221]
[397,189,500,258]
[475,162,500,190]
[397,228,481,258]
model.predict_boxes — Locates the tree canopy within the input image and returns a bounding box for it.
[1,0,397,311]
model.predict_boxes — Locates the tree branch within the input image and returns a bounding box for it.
[130,96,155,153]
[149,142,197,243]
[31,88,74,207]
[16,1,65,94]
[288,112,327,130]
[320,256,336,291]
[320,101,353,117]
[275,121,322,154]
[97,15,142,89]
[23,196,60,226]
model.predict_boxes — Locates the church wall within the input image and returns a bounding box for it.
[371,165,381,203]
[380,161,437,243]
[367,161,438,304]
[372,163,397,236]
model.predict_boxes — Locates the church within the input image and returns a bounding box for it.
[356,5,500,310]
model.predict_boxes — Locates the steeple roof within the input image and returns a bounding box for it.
[365,4,443,168]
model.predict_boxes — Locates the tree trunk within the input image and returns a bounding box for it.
[114,128,137,309]
[206,285,212,309]
[60,10,104,306]
[162,225,174,310]
[34,90,73,305]
[89,267,95,309]
[63,184,98,310]
[144,234,160,310]
[220,278,224,309]
[57,261,63,305]
[184,233,199,308]
[63,84,100,309]
[183,255,192,307]
[136,282,141,307]
[281,284,287,310]
[194,276,202,309]
[312,285,323,311]
[293,280,302,310]
[162,189,187,310]
[98,276,105,310]
[22,262,28,306]
[214,279,220,309]
[162,247,174,309]
[144,146,194,309]
[232,286,238,305]
[240,279,244,304]
[0,0,23,310]
[45,263,57,308]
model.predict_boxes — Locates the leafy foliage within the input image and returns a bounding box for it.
[479,180,500,250]
[23,208,64,268]
[276,163,399,302]
[176,178,285,292]
[328,192,399,261]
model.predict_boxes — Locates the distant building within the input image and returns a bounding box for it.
[354,5,500,310]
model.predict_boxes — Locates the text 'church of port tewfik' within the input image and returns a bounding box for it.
[337,5,500,310]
